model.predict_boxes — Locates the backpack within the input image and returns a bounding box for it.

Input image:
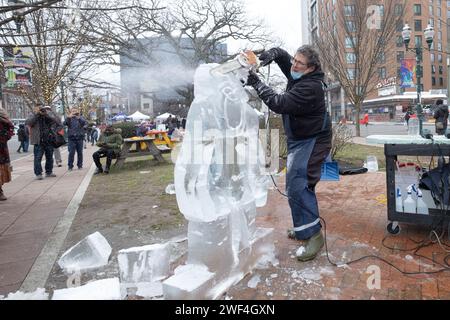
[49,125,67,148]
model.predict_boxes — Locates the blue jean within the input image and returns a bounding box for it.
[286,136,331,240]
[68,138,84,169]
[33,144,54,176]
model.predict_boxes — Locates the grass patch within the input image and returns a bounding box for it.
[335,143,386,170]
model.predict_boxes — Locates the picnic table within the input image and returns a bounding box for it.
[115,136,165,168]
[146,130,173,150]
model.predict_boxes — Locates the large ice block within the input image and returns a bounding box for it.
[57,231,112,273]
[51,278,121,300]
[118,243,170,297]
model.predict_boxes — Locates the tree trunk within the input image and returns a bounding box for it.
[355,102,362,137]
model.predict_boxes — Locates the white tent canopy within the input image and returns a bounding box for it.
[156,112,176,120]
[128,111,150,121]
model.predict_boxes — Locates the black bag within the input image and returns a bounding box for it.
[49,126,67,148]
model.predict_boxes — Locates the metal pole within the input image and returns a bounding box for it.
[60,81,66,119]
[447,57,450,105]
[340,86,345,122]
[416,47,423,136]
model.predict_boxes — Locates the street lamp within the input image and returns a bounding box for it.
[8,0,26,33]
[402,23,434,136]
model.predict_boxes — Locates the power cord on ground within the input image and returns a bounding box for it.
[269,173,450,276]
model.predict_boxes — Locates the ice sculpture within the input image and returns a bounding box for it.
[163,63,274,300]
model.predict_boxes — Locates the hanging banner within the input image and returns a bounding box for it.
[2,46,33,87]
[399,58,416,89]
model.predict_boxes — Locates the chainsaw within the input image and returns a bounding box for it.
[210,50,261,75]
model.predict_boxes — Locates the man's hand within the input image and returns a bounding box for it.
[259,48,279,67]
[246,70,261,87]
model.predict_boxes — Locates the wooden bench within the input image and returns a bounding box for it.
[115,137,166,168]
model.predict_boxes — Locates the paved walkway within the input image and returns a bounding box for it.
[0,145,96,295]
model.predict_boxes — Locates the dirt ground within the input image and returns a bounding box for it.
[45,154,188,292]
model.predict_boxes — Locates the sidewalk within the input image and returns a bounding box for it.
[0,145,96,295]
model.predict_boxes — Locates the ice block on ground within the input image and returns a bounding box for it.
[57,231,112,273]
[118,243,170,284]
[51,278,121,300]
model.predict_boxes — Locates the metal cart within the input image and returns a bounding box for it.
[367,135,450,234]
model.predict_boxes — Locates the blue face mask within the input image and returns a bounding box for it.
[291,71,304,80]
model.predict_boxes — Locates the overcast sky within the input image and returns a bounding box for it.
[244,0,303,53]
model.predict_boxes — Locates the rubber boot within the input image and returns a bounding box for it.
[296,230,324,262]
[0,187,7,201]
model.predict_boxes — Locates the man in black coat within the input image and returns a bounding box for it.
[433,99,448,135]
[246,45,332,262]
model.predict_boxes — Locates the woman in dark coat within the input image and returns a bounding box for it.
[0,107,14,200]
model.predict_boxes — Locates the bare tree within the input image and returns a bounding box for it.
[0,0,103,110]
[88,0,274,106]
[315,0,405,137]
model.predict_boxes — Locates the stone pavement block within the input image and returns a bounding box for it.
[401,284,422,300]
[3,216,60,235]
[421,279,439,299]
[0,258,35,287]
[0,228,55,267]
[0,283,21,296]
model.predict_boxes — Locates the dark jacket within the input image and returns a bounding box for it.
[17,125,26,142]
[252,48,331,140]
[26,113,58,145]
[64,116,87,140]
[433,103,449,134]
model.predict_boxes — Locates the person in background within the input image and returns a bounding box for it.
[64,107,87,170]
[404,110,411,127]
[433,99,448,135]
[245,45,332,262]
[92,125,123,174]
[16,124,27,153]
[0,107,14,200]
[26,104,58,180]
[91,125,99,146]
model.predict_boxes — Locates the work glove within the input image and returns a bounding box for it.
[245,70,261,87]
[258,48,280,67]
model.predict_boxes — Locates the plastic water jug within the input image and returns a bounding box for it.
[366,156,378,173]
[408,118,419,135]
[403,184,416,214]
[396,188,403,212]
[416,190,429,215]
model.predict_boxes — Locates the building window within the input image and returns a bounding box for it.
[413,4,421,16]
[344,5,355,16]
[394,4,403,16]
[345,20,356,32]
[438,54,442,63]
[396,35,404,47]
[431,53,435,63]
[143,103,150,109]
[415,35,422,47]
[378,67,387,79]
[378,51,385,63]
[432,65,436,74]
[432,77,436,86]
[414,20,422,31]
[345,36,354,48]
[439,65,443,74]
[396,20,404,32]
[347,68,356,80]
[397,51,404,63]
[440,78,444,86]
[346,53,356,64]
